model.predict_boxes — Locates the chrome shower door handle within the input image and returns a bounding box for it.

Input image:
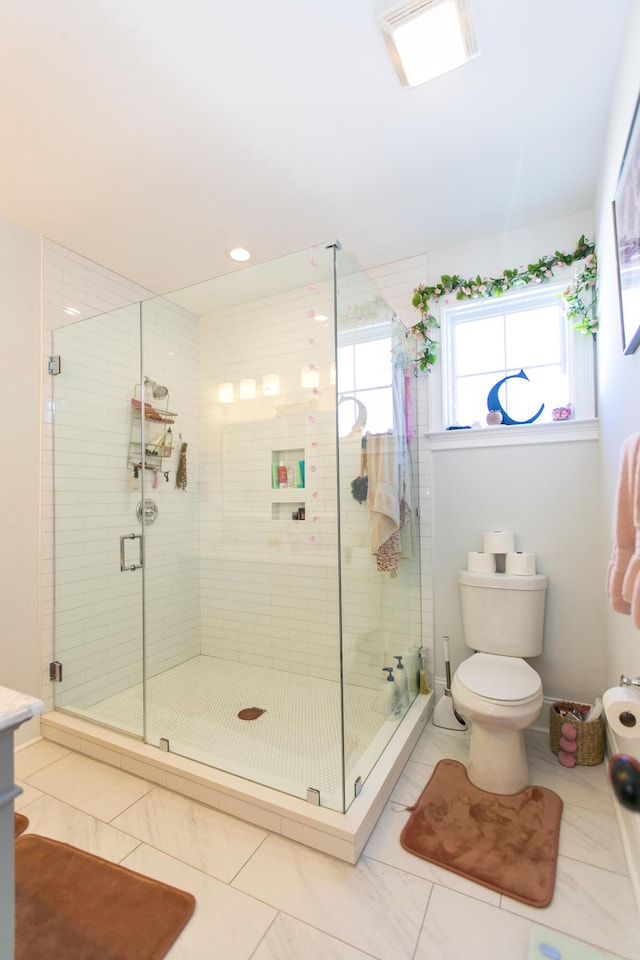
[120,533,144,571]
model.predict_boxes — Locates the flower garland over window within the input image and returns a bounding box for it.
[409,235,597,371]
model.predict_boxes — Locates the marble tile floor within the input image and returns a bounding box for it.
[13,720,640,960]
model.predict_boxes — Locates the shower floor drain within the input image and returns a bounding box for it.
[237,707,266,721]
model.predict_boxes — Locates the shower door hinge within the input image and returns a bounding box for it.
[49,661,63,682]
[354,776,363,798]
[306,787,320,806]
[48,355,61,375]
[159,738,170,752]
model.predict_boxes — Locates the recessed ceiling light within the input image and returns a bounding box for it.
[379,0,478,88]
[228,247,252,262]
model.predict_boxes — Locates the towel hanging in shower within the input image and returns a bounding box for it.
[175,442,188,490]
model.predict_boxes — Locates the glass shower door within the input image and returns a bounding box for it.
[335,248,423,811]
[52,304,146,737]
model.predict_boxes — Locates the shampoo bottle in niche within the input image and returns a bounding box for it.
[381,668,402,718]
[278,461,287,489]
[393,655,409,707]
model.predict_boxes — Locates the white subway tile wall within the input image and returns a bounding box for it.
[42,241,156,715]
[41,240,433,730]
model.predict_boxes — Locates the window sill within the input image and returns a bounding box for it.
[427,418,599,451]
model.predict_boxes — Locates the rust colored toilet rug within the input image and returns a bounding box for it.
[400,758,563,907]
[15,834,195,960]
[14,812,28,836]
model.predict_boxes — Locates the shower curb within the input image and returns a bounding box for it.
[41,693,433,863]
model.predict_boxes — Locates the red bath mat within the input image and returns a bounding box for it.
[15,834,195,960]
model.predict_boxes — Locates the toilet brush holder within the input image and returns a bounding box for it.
[432,636,467,731]
[433,689,468,730]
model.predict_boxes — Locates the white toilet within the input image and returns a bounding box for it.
[451,569,548,794]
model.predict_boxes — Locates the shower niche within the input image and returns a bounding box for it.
[270,446,306,520]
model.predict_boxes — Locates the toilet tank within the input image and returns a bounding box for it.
[458,570,547,657]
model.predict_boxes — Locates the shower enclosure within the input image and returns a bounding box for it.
[51,242,423,814]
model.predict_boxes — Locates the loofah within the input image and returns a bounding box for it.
[561,722,578,740]
[175,442,188,490]
[559,736,577,753]
[558,750,576,768]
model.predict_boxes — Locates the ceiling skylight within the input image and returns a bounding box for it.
[380,0,478,88]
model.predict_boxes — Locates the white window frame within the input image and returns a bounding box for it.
[337,323,394,435]
[428,277,597,443]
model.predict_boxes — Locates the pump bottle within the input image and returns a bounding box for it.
[402,645,420,696]
[393,655,409,707]
[381,667,402,718]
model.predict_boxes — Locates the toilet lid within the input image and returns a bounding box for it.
[457,653,541,701]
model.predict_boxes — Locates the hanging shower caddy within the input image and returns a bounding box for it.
[128,382,178,471]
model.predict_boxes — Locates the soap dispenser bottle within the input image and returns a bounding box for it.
[393,655,409,707]
[381,667,402,718]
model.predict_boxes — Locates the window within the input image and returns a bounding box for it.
[433,281,595,432]
[337,334,392,435]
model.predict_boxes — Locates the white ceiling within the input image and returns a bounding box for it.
[0,1,632,296]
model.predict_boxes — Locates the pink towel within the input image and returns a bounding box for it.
[607,433,640,620]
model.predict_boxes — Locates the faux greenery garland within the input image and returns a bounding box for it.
[409,234,598,371]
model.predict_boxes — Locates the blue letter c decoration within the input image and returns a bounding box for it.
[486,369,544,425]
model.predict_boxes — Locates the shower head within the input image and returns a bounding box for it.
[144,378,169,400]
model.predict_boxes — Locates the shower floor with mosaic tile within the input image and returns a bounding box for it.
[77,655,391,808]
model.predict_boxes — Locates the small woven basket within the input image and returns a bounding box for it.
[549,701,604,766]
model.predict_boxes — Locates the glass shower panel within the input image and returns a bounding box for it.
[137,294,201,750]
[335,249,422,810]
[52,304,145,736]
[141,245,347,809]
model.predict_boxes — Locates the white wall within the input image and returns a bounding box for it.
[594,1,640,688]
[423,211,605,702]
[591,4,640,892]
[0,218,41,744]
[432,435,602,700]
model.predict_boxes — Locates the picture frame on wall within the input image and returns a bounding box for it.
[613,91,640,355]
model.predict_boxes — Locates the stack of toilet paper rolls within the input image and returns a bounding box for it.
[467,530,537,576]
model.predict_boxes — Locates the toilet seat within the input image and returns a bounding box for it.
[456,653,541,702]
